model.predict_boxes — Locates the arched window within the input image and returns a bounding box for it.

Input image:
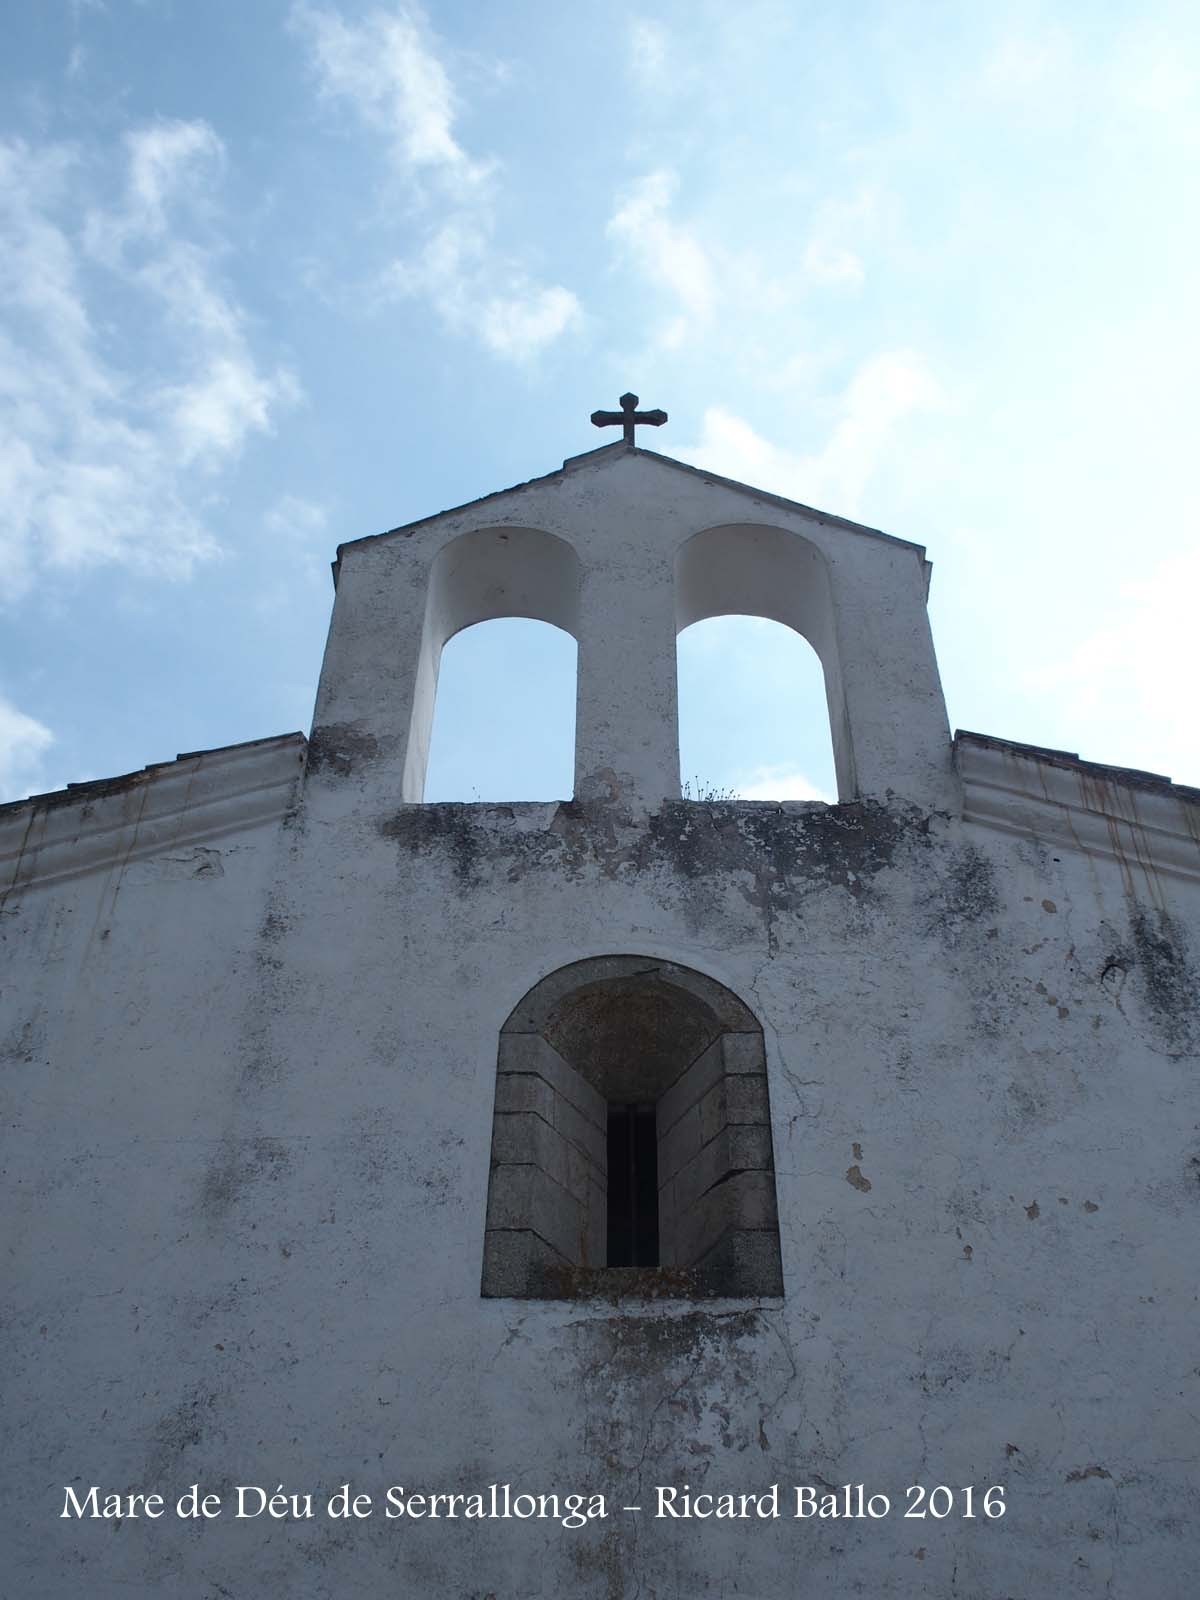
[423,618,576,801]
[675,522,853,801]
[481,957,783,1299]
[677,615,836,801]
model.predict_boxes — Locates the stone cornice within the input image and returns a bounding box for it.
[957,731,1200,888]
[5,727,1195,896]
[0,734,306,895]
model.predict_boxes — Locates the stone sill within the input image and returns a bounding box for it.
[490,1264,784,1305]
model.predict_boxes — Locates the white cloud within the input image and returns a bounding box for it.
[605,172,878,348]
[294,2,487,191]
[678,351,943,515]
[0,695,54,801]
[800,190,878,289]
[732,764,832,803]
[165,353,299,466]
[628,20,669,89]
[479,283,581,361]
[90,123,299,467]
[265,493,328,538]
[1024,548,1200,786]
[294,3,579,361]
[382,216,580,360]
[979,34,1068,97]
[259,494,332,605]
[1115,31,1200,142]
[802,238,865,287]
[607,170,715,347]
[0,125,297,599]
[1128,52,1197,114]
[126,119,224,232]
[977,25,1197,147]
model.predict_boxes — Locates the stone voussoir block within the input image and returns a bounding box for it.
[552,1089,606,1170]
[721,1031,766,1076]
[674,1123,774,1213]
[658,1038,724,1133]
[481,1227,569,1298]
[486,1162,584,1263]
[499,1034,606,1130]
[675,1169,779,1267]
[491,1112,570,1189]
[694,1227,784,1298]
[494,1071,556,1122]
[657,1102,703,1185]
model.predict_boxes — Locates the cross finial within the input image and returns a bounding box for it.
[590,391,668,446]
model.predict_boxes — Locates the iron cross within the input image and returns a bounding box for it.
[590,392,668,445]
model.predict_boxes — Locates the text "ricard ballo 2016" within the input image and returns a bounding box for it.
[61,1482,1006,1527]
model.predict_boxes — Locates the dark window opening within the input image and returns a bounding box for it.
[606,1103,659,1267]
[482,956,783,1299]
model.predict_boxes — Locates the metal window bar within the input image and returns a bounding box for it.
[606,1103,659,1267]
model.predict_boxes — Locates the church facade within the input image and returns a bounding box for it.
[4,442,1198,1597]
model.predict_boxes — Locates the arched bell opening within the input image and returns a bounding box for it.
[675,522,854,801]
[677,614,837,801]
[423,617,577,801]
[404,525,582,802]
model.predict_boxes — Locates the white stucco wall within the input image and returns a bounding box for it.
[4,761,1198,1598]
[3,450,1198,1598]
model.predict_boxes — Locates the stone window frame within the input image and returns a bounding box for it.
[481,956,784,1300]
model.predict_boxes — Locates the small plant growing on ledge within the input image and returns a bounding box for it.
[682,776,739,801]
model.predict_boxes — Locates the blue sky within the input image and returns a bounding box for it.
[2,0,1197,804]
